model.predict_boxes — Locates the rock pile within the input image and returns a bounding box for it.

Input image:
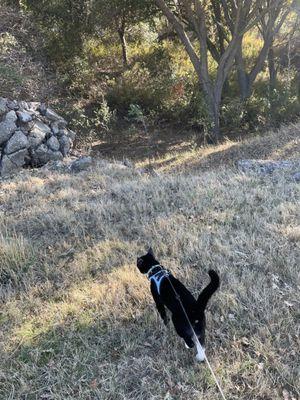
[0,98,76,176]
[237,159,300,182]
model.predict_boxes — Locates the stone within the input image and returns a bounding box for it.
[0,155,16,176]
[4,131,29,154]
[16,111,33,123]
[45,108,67,125]
[237,159,300,174]
[70,156,92,172]
[48,150,63,161]
[20,123,32,134]
[57,128,67,138]
[31,144,50,165]
[8,148,29,167]
[28,120,51,148]
[5,110,18,123]
[32,145,63,166]
[28,102,40,111]
[123,158,133,168]
[51,122,60,135]
[59,134,72,156]
[7,100,19,110]
[0,99,75,175]
[38,103,47,116]
[68,130,76,141]
[0,148,29,176]
[292,172,300,182]
[57,119,68,129]
[0,98,8,116]
[47,135,60,151]
[0,111,17,146]
[19,101,29,110]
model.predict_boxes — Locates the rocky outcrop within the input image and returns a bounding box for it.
[237,159,300,181]
[0,98,76,176]
[237,159,300,174]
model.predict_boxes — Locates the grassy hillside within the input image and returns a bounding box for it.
[0,124,299,399]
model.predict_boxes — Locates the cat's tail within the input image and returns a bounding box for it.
[196,270,220,314]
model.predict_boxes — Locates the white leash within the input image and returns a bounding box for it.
[165,275,227,400]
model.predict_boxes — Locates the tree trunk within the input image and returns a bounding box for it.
[268,46,277,92]
[211,104,221,142]
[235,41,250,100]
[203,87,221,142]
[268,46,277,124]
[118,27,128,67]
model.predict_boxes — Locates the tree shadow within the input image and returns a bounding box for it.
[1,308,206,399]
[92,123,300,173]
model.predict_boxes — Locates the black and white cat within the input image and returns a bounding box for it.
[137,248,220,361]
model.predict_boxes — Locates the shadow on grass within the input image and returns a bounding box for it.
[92,123,300,173]
[1,309,203,399]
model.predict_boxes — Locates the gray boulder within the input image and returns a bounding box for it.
[31,144,50,165]
[1,155,16,176]
[292,172,300,182]
[32,144,63,165]
[48,150,63,161]
[19,101,29,110]
[47,135,60,151]
[237,159,300,174]
[0,111,17,146]
[70,156,92,172]
[68,130,76,141]
[1,148,29,176]
[4,131,29,154]
[7,100,19,110]
[50,122,60,135]
[9,148,29,167]
[0,98,8,116]
[46,108,67,124]
[27,102,40,111]
[4,110,17,123]
[38,103,47,116]
[28,120,51,148]
[16,111,33,123]
[59,134,72,156]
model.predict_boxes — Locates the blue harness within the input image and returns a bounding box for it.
[149,268,170,295]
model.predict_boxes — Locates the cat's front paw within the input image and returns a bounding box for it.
[195,350,205,362]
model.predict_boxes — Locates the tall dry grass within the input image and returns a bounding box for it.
[0,125,299,399]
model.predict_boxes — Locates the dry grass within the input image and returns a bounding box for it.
[0,125,299,399]
[93,122,300,173]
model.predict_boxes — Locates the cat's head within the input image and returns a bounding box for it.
[136,247,159,274]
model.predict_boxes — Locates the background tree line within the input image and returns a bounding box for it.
[1,0,300,142]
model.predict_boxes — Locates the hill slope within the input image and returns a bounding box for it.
[0,124,299,399]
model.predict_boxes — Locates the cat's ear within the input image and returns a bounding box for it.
[147,247,155,257]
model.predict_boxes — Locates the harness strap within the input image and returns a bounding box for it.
[149,269,170,295]
[146,264,162,279]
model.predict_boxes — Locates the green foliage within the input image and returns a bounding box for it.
[96,100,116,129]
[21,0,92,62]
[184,87,212,133]
[2,0,299,140]
[92,0,156,26]
[127,104,145,123]
[0,63,23,86]
[65,100,116,145]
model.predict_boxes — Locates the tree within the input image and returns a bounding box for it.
[154,0,274,140]
[21,0,93,61]
[92,0,156,67]
[234,0,292,100]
